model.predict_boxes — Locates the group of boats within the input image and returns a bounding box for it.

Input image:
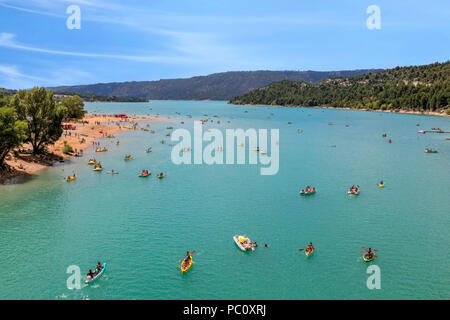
[88,160,103,171]
[137,169,165,178]
[85,241,376,284]
[233,234,318,258]
[68,150,167,181]
[298,183,384,195]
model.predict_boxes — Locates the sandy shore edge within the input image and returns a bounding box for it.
[1,114,162,183]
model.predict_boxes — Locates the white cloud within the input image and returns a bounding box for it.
[0,63,96,89]
[0,64,47,88]
[0,32,193,63]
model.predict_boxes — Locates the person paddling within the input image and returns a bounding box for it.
[87,269,95,278]
[306,242,314,254]
[365,248,373,259]
[183,251,191,267]
[96,262,103,272]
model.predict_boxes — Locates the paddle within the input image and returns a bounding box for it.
[361,248,378,259]
[362,247,378,252]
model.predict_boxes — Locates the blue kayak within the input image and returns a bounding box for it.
[85,263,106,284]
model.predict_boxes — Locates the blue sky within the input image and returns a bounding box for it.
[0,0,449,89]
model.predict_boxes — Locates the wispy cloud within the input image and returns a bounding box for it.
[0,0,296,71]
[0,64,47,88]
[0,32,193,63]
[0,63,96,89]
[0,64,44,81]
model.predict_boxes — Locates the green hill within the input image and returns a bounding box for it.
[230,62,450,113]
[48,69,381,101]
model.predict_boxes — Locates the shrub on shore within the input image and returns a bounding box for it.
[62,141,73,154]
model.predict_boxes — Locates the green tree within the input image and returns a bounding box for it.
[60,95,86,119]
[10,87,65,154]
[0,93,10,108]
[0,107,27,168]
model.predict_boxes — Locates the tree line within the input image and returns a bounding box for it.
[230,62,450,113]
[0,87,86,169]
[54,91,148,102]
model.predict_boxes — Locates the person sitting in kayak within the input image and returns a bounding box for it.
[380,181,383,185]
[96,262,103,272]
[183,252,192,266]
[365,248,373,259]
[305,242,314,253]
[87,269,95,278]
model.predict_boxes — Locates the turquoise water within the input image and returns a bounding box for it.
[0,101,449,299]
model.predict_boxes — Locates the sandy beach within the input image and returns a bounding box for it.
[1,114,161,182]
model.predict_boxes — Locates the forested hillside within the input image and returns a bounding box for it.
[49,69,381,100]
[230,62,450,113]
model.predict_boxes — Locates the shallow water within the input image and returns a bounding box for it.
[0,101,449,299]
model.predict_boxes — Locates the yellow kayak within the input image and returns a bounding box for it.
[95,148,108,152]
[66,176,77,182]
[181,256,195,273]
[379,184,384,188]
[124,156,133,161]
[88,161,96,165]
[93,167,103,171]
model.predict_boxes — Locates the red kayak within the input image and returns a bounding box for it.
[138,171,151,177]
